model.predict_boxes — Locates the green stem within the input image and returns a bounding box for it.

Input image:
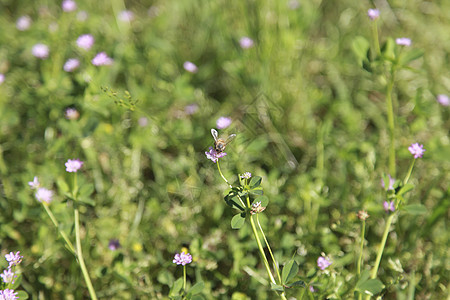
[216,160,246,208]
[256,214,282,284]
[357,219,366,300]
[365,213,395,300]
[371,21,381,57]
[386,72,396,177]
[249,215,273,282]
[42,204,76,255]
[183,265,187,292]
[74,207,98,300]
[216,159,231,187]
[403,159,416,185]
[249,214,287,300]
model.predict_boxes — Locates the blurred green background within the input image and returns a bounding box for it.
[0,0,449,299]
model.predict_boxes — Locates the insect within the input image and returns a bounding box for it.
[211,128,236,153]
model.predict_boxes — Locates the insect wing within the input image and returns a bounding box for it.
[211,129,219,142]
[225,134,236,145]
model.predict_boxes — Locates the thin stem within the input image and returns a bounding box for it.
[216,160,246,208]
[249,214,287,300]
[216,160,231,187]
[371,21,381,57]
[256,214,282,284]
[403,159,416,185]
[42,204,76,255]
[357,220,365,276]
[183,265,187,292]
[249,215,274,283]
[386,72,396,177]
[370,213,395,280]
[357,219,366,300]
[74,207,98,300]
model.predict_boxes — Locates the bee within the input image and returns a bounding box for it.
[211,128,236,153]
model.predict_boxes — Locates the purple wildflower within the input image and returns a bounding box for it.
[173,252,192,266]
[0,73,4,84]
[408,143,425,159]
[250,201,266,215]
[205,147,227,163]
[16,15,32,31]
[108,239,121,250]
[240,172,252,179]
[63,58,80,72]
[32,44,49,59]
[138,117,149,127]
[65,159,84,172]
[239,37,254,49]
[437,94,449,106]
[183,61,198,73]
[1,268,17,284]
[65,108,80,120]
[216,117,232,129]
[118,10,134,22]
[396,37,412,47]
[383,201,395,213]
[5,252,23,267]
[28,176,40,189]
[62,0,77,12]
[76,34,94,50]
[381,174,395,191]
[92,52,114,66]
[35,188,54,204]
[357,210,369,221]
[0,289,18,300]
[185,103,199,115]
[287,0,300,10]
[309,286,315,293]
[317,256,332,270]
[367,9,380,20]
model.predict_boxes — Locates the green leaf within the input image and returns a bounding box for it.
[399,49,424,65]
[16,291,29,300]
[169,278,183,296]
[11,273,22,289]
[397,183,414,196]
[231,292,250,300]
[351,36,370,60]
[249,187,263,196]
[381,38,395,61]
[224,193,245,211]
[77,197,96,206]
[362,59,372,72]
[249,176,262,188]
[187,281,205,295]
[282,260,299,284]
[356,275,384,296]
[255,195,269,207]
[270,282,284,292]
[231,213,246,229]
[286,280,306,288]
[402,204,427,215]
[56,178,69,194]
[78,183,94,198]
[306,268,316,277]
[358,270,370,283]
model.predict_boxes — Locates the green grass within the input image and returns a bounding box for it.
[0,0,449,299]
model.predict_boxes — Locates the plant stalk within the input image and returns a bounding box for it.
[74,207,98,300]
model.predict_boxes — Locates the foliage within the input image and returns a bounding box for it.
[0,0,449,299]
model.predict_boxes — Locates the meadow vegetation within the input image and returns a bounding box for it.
[0,0,449,299]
